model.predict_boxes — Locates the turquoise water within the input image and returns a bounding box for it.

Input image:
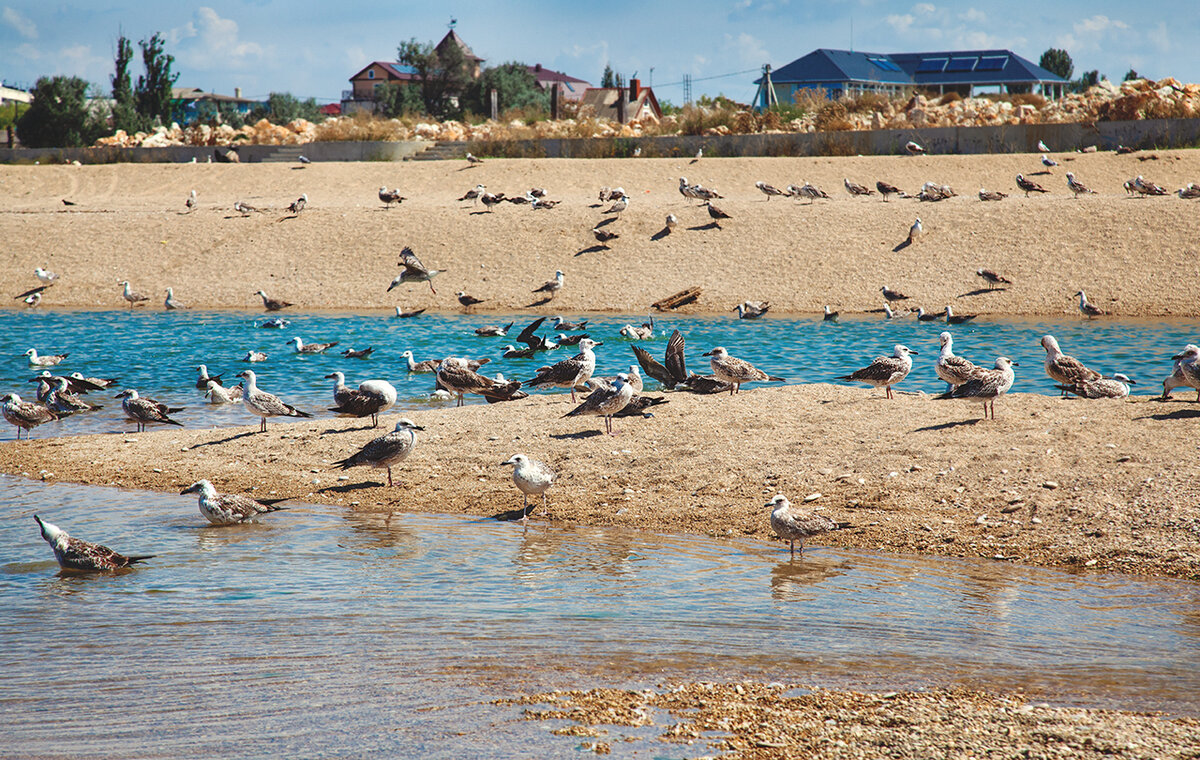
[2,308,1197,437]
[2,476,1199,758]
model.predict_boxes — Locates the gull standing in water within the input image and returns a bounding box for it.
[1,393,57,438]
[1041,335,1100,396]
[500,454,555,522]
[945,357,1018,420]
[181,480,288,525]
[24,348,68,366]
[1075,290,1105,318]
[525,338,601,402]
[34,515,153,572]
[164,288,186,310]
[333,418,422,486]
[734,302,770,320]
[325,371,396,427]
[255,290,293,311]
[935,332,980,391]
[563,373,634,434]
[767,494,848,559]
[388,247,444,295]
[236,370,311,431]
[839,345,916,399]
[115,389,184,431]
[204,380,243,404]
[119,281,150,309]
[701,346,785,395]
[400,350,442,373]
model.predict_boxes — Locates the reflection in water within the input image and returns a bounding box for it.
[2,475,1200,758]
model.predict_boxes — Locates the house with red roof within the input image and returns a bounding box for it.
[526,64,592,101]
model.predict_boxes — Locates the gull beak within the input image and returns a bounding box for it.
[1010,361,1020,366]
[909,349,919,355]
[593,341,603,347]
[1127,378,1137,385]
[702,350,713,356]
[500,458,514,466]
[1172,353,1185,361]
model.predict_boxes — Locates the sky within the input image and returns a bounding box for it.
[1,1,1196,106]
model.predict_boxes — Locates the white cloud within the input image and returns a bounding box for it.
[2,6,37,39]
[722,32,769,68]
[1074,15,1129,35]
[173,7,265,70]
[913,3,936,15]
[886,13,915,34]
[958,8,986,24]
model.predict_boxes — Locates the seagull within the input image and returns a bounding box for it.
[1162,350,1194,400]
[823,305,839,322]
[480,191,506,211]
[35,267,59,284]
[554,333,590,347]
[676,178,691,200]
[119,281,150,309]
[706,201,731,227]
[976,268,1012,289]
[1015,174,1048,197]
[691,147,703,163]
[906,217,923,245]
[242,350,268,363]
[978,188,1007,201]
[701,346,785,394]
[236,370,311,432]
[289,337,339,354]
[604,194,628,214]
[298,155,310,164]
[233,200,261,215]
[533,270,565,300]
[1038,140,1051,152]
[44,377,101,415]
[259,317,290,329]
[767,494,848,559]
[400,350,442,373]
[592,227,619,247]
[1067,373,1136,399]
[1132,176,1167,197]
[466,152,483,165]
[502,344,539,359]
[619,318,655,339]
[945,357,1018,419]
[530,195,558,210]
[185,189,197,212]
[515,316,556,351]
[844,178,875,197]
[1041,154,1059,168]
[1041,335,1100,396]
[342,347,374,359]
[437,357,522,406]
[1,393,57,439]
[525,338,601,401]
[1176,183,1200,200]
[22,293,39,309]
[204,380,243,404]
[880,285,910,302]
[181,480,288,525]
[34,515,152,572]
[164,287,186,310]
[115,389,183,431]
[395,307,426,318]
[876,181,907,201]
[24,348,67,366]
[688,182,722,202]
[500,454,555,522]
[388,247,444,294]
[378,187,406,207]
[326,371,397,427]
[68,372,118,390]
[633,146,642,157]
[945,305,976,324]
[1174,344,1200,400]
[935,332,980,391]
[333,418,423,487]
[664,213,678,233]
[756,181,788,200]
[905,140,926,155]
[839,345,916,399]
[456,291,486,310]
[883,303,896,319]
[1075,290,1105,318]
[552,316,589,331]
[632,329,687,390]
[1066,172,1097,198]
[915,307,939,322]
[287,194,308,214]
[255,290,293,311]
[792,181,829,204]
[734,302,769,320]
[475,321,515,337]
[458,184,486,203]
[563,372,634,434]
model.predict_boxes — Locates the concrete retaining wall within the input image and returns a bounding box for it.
[0,140,428,165]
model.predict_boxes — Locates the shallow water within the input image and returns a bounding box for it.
[2,475,1199,757]
[3,308,1198,437]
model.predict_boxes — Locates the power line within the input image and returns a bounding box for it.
[654,67,761,90]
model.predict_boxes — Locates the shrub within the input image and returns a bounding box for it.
[17,75,106,147]
[814,101,853,131]
[938,91,962,105]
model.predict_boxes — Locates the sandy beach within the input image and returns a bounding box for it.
[2,152,1200,316]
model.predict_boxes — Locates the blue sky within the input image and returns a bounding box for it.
[1,1,1194,105]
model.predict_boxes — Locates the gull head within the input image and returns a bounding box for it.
[1173,344,1200,361]
[180,480,216,497]
[939,331,953,347]
[501,454,528,468]
[702,346,728,359]
[289,337,303,348]
[1066,172,1076,181]
[23,348,36,357]
[893,344,916,357]
[1112,373,1135,384]
[614,372,630,388]
[994,357,1017,370]
[555,270,564,280]
[114,389,138,399]
[236,370,255,382]
[578,338,600,351]
[34,515,66,546]
[255,290,267,297]
[394,418,424,432]
[1041,335,1061,353]
[400,350,414,359]
[324,372,345,383]
[765,494,790,511]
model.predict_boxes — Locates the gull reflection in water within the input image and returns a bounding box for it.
[769,557,849,602]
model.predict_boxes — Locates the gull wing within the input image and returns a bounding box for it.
[516,316,548,349]
[398,246,430,276]
[632,345,671,387]
[664,329,687,385]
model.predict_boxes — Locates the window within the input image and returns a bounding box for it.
[868,57,902,72]
[977,56,1008,71]
[947,57,977,72]
[916,58,948,73]
[367,69,375,80]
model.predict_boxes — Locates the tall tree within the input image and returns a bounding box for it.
[1123,68,1141,81]
[466,62,549,116]
[134,33,178,126]
[17,76,104,147]
[110,33,140,132]
[600,64,615,88]
[397,37,472,119]
[1038,48,1074,81]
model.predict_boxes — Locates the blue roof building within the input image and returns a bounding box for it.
[755,48,1067,109]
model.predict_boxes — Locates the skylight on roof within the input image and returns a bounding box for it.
[947,56,977,72]
[868,57,902,72]
[916,57,948,73]
[977,56,1008,71]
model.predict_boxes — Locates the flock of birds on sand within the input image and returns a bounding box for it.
[17,143,1200,572]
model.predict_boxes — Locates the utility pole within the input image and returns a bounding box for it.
[753,63,777,111]
[682,74,692,106]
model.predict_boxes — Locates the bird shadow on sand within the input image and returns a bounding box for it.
[318,481,381,494]
[575,245,608,256]
[1031,170,1051,176]
[468,210,494,216]
[289,166,306,171]
[594,216,618,229]
[526,297,554,308]
[188,429,260,448]
[688,222,720,231]
[457,165,479,172]
[958,287,1006,298]
[1139,408,1200,421]
[550,429,604,440]
[650,228,672,241]
[892,239,912,252]
[912,419,982,432]
[319,424,378,435]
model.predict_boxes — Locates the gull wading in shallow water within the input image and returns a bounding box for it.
[525,338,600,402]
[326,371,396,427]
[181,480,289,526]
[702,346,785,395]
[500,454,555,522]
[115,389,183,432]
[839,345,916,399]
[333,418,423,487]
[2,393,57,439]
[236,370,311,432]
[767,494,849,559]
[35,515,153,572]
[1075,290,1105,319]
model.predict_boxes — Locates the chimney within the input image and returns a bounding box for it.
[234,87,242,99]
[628,78,640,101]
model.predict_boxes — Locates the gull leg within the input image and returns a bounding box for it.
[571,389,577,403]
[789,540,795,560]
[387,467,393,487]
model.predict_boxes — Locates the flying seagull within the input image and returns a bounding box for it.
[388,247,444,294]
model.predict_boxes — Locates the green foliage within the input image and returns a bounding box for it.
[600,64,615,88]
[375,82,425,118]
[0,101,29,131]
[397,36,473,119]
[17,75,106,147]
[134,33,179,126]
[250,92,322,123]
[466,62,548,117]
[1038,48,1074,81]
[695,93,741,110]
[658,99,681,116]
[1069,69,1101,93]
[111,33,142,132]
[1124,68,1140,81]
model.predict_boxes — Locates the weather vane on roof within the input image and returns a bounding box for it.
[448,17,457,29]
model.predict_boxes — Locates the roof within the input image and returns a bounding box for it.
[169,87,260,104]
[759,48,1067,87]
[527,64,590,85]
[436,29,484,63]
[349,61,420,82]
[579,87,662,122]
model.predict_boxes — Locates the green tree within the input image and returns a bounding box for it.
[600,64,615,88]
[1038,48,1074,81]
[376,82,425,118]
[466,62,548,116]
[1123,68,1141,81]
[249,92,322,123]
[397,37,472,119]
[17,75,105,147]
[134,33,178,126]
[110,33,141,132]
[1070,69,1101,93]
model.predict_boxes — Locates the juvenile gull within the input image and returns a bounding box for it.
[935,332,980,391]
[115,389,183,431]
[286,193,308,214]
[1068,373,1135,399]
[563,372,634,434]
[289,337,339,354]
[399,350,441,371]
[1041,154,1059,168]
[664,213,678,233]
[1176,183,1200,200]
[68,372,118,391]
[1162,349,1195,400]
[945,357,1017,419]
[46,377,101,415]
[554,333,590,347]
[905,140,926,155]
[181,480,288,525]
[466,152,483,164]
[24,348,68,366]
[767,494,847,559]
[502,344,539,359]
[236,370,311,432]
[378,187,406,207]
[592,227,619,247]
[1172,344,1200,399]
[1133,176,1167,196]
[876,181,907,200]
[620,318,654,340]
[823,305,839,322]
[880,285,910,302]
[844,178,875,197]
[756,180,788,200]
[1066,172,1097,198]
[1015,174,1048,197]
[259,317,290,329]
[701,346,785,395]
[388,247,444,294]
[977,268,1012,289]
[458,184,486,203]
[1075,290,1105,319]
[552,316,589,331]
[341,347,374,359]
[243,350,268,363]
[164,288,186,310]
[34,515,152,572]
[119,280,150,309]
[945,305,976,325]
[395,307,426,319]
[839,344,917,399]
[195,365,222,389]
[978,188,1008,201]
[185,189,197,212]
[500,454,555,521]
[325,371,397,426]
[204,380,243,404]
[705,201,731,227]
[525,337,601,402]
[255,290,293,311]
[480,191,505,211]
[906,217,923,245]
[632,329,687,389]
[532,270,565,300]
[915,307,939,322]
[604,194,628,214]
[734,302,769,320]
[1,393,57,439]
[792,180,829,204]
[1041,335,1100,396]
[456,291,486,309]
[333,418,423,487]
[438,357,521,406]
[476,321,515,337]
